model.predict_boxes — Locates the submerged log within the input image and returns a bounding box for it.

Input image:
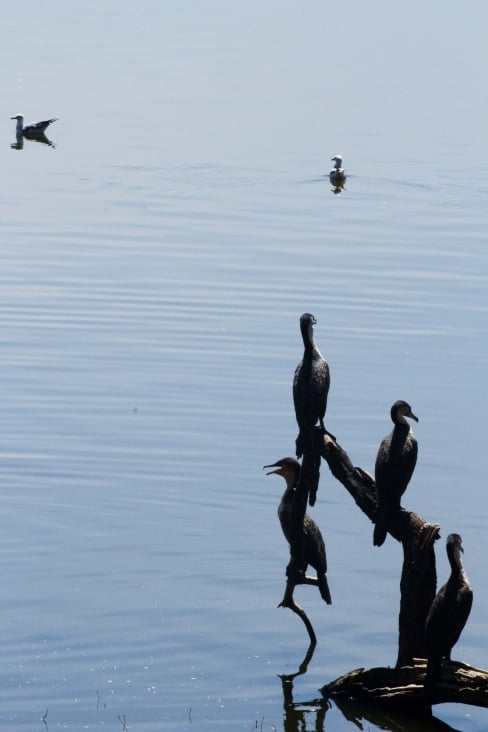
[321,659,488,711]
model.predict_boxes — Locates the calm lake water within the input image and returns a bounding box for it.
[2,2,488,730]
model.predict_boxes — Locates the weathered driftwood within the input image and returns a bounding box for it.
[312,428,486,710]
[278,580,317,647]
[321,659,488,711]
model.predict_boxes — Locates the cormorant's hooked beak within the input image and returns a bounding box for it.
[263,463,282,476]
[410,411,419,423]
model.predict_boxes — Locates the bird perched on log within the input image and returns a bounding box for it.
[293,313,330,462]
[329,155,347,186]
[373,400,418,547]
[424,533,473,693]
[11,114,58,138]
[264,457,332,604]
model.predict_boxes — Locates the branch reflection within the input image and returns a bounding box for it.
[279,683,462,732]
[330,697,462,732]
[277,643,461,732]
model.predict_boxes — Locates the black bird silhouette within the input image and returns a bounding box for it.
[293,313,330,461]
[264,457,332,604]
[373,400,418,547]
[424,533,473,692]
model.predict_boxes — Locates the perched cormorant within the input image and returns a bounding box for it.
[293,313,330,460]
[264,457,332,604]
[11,114,57,138]
[329,155,347,185]
[373,400,419,547]
[424,533,473,692]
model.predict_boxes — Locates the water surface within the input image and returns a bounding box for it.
[1,2,488,730]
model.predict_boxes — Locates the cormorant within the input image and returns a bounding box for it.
[11,114,57,138]
[329,155,347,185]
[293,313,330,461]
[373,400,418,547]
[264,457,332,604]
[424,533,473,692]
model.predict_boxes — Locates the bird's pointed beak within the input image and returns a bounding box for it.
[263,463,280,476]
[410,412,419,422]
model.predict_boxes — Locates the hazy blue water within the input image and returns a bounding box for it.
[1,2,488,730]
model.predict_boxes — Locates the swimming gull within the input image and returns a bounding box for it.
[329,155,347,185]
[11,114,58,137]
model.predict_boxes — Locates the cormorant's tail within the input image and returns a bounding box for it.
[373,506,388,547]
[318,574,332,605]
[308,457,321,507]
[373,519,387,547]
[424,656,441,694]
[295,428,308,459]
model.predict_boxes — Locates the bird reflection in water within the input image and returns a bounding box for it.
[10,114,57,149]
[11,132,55,150]
[331,179,346,195]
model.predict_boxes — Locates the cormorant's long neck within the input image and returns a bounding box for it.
[394,413,409,426]
[280,476,299,509]
[301,322,315,352]
[284,469,300,492]
[279,466,300,500]
[447,544,464,577]
[392,414,412,440]
[390,420,411,452]
[16,118,23,134]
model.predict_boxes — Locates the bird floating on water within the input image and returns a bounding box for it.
[293,313,330,462]
[329,155,347,186]
[373,400,418,547]
[424,533,473,693]
[11,114,58,138]
[264,457,332,604]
